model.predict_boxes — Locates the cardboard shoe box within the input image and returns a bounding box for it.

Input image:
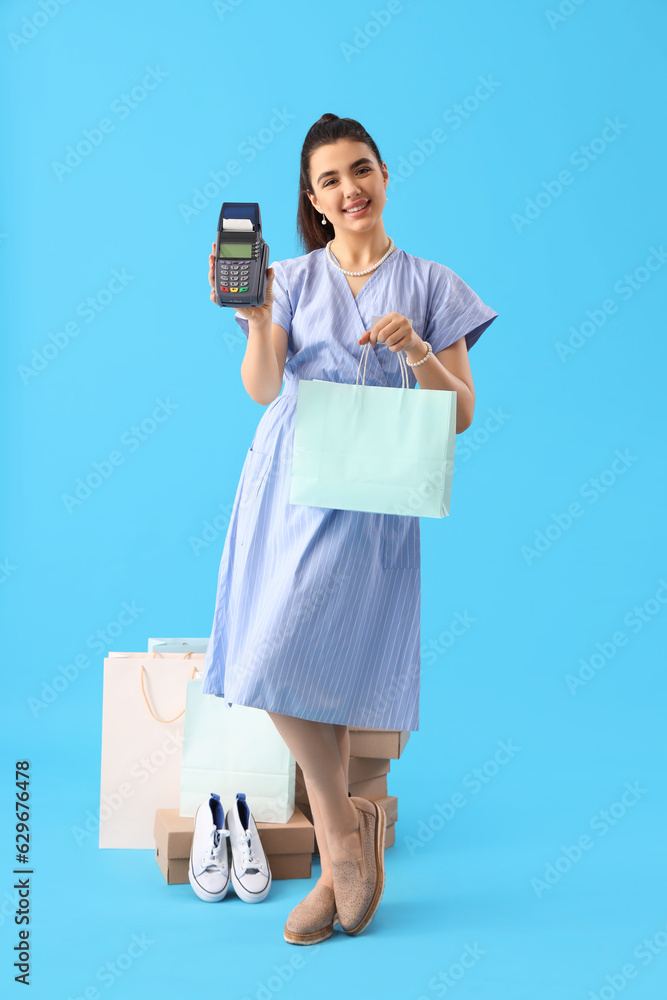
[296,801,313,825]
[349,756,391,784]
[256,807,314,856]
[374,794,398,826]
[156,851,312,884]
[295,763,309,806]
[266,853,312,880]
[348,773,388,800]
[154,805,314,884]
[154,809,195,860]
[156,854,189,886]
[349,728,410,759]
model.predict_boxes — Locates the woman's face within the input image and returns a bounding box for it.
[307,139,388,233]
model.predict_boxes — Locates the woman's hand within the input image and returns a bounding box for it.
[358,312,421,353]
[208,241,275,324]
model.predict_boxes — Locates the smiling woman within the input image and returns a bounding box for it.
[297,116,389,265]
[202,112,498,945]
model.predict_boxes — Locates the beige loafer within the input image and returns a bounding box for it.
[284,883,337,945]
[331,796,387,935]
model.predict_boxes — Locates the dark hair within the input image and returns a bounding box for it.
[296,114,384,254]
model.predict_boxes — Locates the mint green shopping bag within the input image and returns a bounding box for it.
[180,680,296,823]
[289,343,457,518]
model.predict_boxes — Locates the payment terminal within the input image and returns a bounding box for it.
[214,202,269,308]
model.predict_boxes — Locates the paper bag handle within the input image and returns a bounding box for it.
[140,650,200,723]
[356,341,410,388]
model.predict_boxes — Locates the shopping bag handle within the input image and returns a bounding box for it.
[140,650,200,723]
[356,341,410,388]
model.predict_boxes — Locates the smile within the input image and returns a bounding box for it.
[343,200,370,215]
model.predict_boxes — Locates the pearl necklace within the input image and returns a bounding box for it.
[326,237,397,276]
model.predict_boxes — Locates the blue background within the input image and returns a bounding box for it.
[2,0,666,997]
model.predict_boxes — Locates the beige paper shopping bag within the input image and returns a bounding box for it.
[98,651,203,849]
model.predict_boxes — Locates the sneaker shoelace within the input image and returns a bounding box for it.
[239,829,268,877]
[201,826,230,872]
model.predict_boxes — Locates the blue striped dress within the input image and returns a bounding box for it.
[201,247,498,730]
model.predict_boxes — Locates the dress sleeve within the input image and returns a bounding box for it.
[233,260,293,338]
[423,263,498,353]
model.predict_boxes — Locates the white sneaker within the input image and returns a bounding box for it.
[226,793,272,903]
[189,793,231,902]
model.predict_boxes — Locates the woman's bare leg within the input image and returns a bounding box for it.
[267,713,361,865]
[303,724,351,889]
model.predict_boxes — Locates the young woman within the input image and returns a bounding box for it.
[203,114,498,943]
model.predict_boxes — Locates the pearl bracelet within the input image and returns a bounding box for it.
[405,340,433,367]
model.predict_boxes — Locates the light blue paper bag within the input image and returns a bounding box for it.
[148,637,210,654]
[289,342,456,518]
[180,680,296,824]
